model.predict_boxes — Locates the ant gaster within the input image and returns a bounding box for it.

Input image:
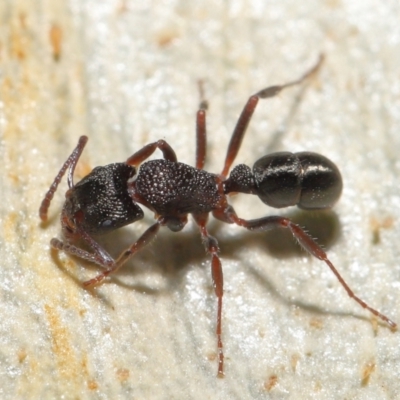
[39,56,396,377]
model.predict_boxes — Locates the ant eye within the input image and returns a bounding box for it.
[101,220,113,228]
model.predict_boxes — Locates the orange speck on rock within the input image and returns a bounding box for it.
[264,374,278,391]
[49,23,63,61]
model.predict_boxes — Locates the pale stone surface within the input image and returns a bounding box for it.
[1,1,400,398]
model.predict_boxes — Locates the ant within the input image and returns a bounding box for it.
[39,55,396,377]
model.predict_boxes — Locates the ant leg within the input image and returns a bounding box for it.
[39,136,88,221]
[193,213,225,378]
[83,221,161,287]
[126,140,178,166]
[196,80,208,170]
[50,237,115,268]
[50,222,160,286]
[221,54,324,177]
[213,208,396,329]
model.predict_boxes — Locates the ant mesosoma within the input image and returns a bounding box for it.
[39,55,396,377]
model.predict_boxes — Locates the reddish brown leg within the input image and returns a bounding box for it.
[193,213,225,378]
[51,222,161,286]
[51,236,114,268]
[39,135,88,221]
[213,208,396,329]
[83,221,161,286]
[221,55,324,177]
[126,139,178,166]
[196,80,208,170]
[196,110,207,169]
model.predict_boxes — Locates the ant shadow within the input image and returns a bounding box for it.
[266,77,312,153]
[50,208,377,325]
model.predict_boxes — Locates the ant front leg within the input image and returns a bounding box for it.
[50,235,115,270]
[221,55,324,177]
[213,208,397,330]
[50,221,161,286]
[83,221,161,287]
[193,213,225,378]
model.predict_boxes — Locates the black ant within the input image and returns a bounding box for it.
[39,55,396,377]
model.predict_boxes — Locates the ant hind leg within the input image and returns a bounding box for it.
[213,207,396,329]
[221,54,324,177]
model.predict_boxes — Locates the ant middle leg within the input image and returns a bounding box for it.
[193,213,225,378]
[195,80,209,170]
[221,54,324,177]
[126,139,178,167]
[213,208,396,329]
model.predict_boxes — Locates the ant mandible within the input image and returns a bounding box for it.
[39,55,396,377]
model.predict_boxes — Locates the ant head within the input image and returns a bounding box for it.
[62,163,144,236]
